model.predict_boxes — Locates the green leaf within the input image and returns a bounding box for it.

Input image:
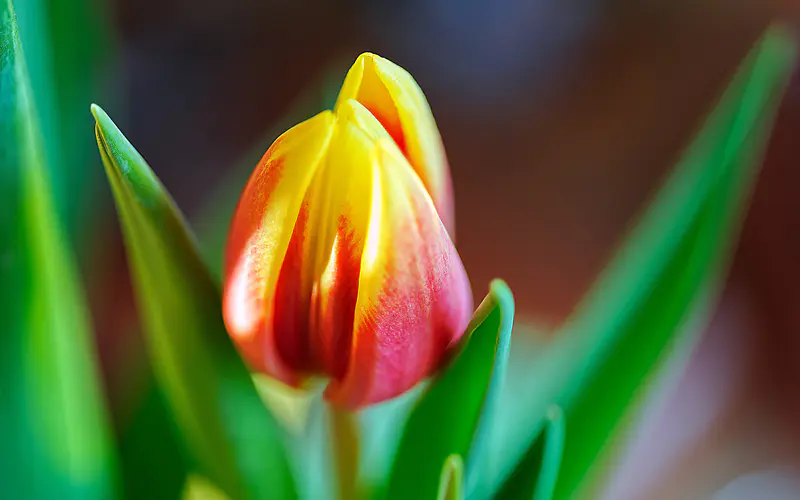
[437,455,465,500]
[0,1,116,497]
[496,407,564,500]
[118,378,189,500]
[488,25,796,499]
[552,27,794,499]
[384,280,515,499]
[92,105,296,499]
[13,0,112,242]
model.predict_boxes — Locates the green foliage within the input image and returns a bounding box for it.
[2,0,794,495]
[93,105,297,499]
[13,0,112,242]
[384,280,514,499]
[489,26,796,500]
[496,407,564,500]
[118,380,189,500]
[0,1,116,496]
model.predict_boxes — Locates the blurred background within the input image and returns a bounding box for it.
[15,0,800,497]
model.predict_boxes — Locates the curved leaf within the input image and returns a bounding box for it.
[92,105,296,499]
[384,280,514,499]
[487,25,796,500]
[551,27,795,499]
[0,1,116,496]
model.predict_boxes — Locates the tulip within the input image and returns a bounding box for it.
[223,54,472,408]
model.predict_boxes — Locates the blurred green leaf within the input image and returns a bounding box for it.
[110,302,190,499]
[0,1,116,496]
[552,27,794,499]
[496,407,564,500]
[92,105,296,499]
[437,455,465,500]
[13,0,112,242]
[488,26,796,499]
[118,379,189,500]
[384,280,514,500]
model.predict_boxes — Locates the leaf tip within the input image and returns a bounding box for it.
[91,103,119,148]
[488,279,514,311]
[488,279,515,344]
[437,454,464,500]
[90,102,104,120]
[92,105,164,205]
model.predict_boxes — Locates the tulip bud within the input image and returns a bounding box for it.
[336,53,456,236]
[223,75,472,408]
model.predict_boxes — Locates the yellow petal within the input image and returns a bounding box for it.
[278,99,394,379]
[223,111,335,382]
[325,129,472,408]
[335,53,456,236]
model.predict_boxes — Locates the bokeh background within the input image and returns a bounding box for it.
[18,0,800,497]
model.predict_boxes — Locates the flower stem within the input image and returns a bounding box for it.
[329,405,360,500]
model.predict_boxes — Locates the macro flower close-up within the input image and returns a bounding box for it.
[4,1,800,499]
[223,54,472,408]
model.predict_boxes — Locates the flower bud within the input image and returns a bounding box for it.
[223,77,472,408]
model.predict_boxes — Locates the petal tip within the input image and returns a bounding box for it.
[355,51,377,62]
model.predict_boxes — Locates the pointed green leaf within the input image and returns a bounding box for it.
[0,1,116,496]
[384,280,514,499]
[553,27,794,499]
[496,407,564,500]
[487,26,796,499]
[437,455,465,500]
[92,105,296,499]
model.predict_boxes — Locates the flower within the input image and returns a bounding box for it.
[223,54,472,408]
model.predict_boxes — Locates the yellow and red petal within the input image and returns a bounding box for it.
[274,100,393,380]
[223,111,335,384]
[335,53,456,237]
[324,134,473,408]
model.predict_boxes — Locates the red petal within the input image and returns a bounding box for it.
[325,138,473,408]
[223,112,335,385]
